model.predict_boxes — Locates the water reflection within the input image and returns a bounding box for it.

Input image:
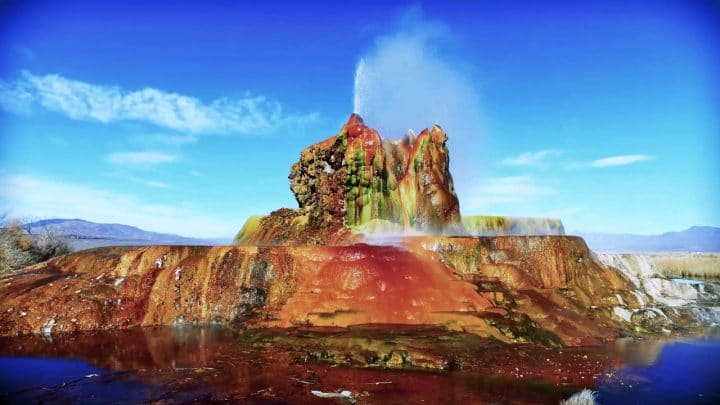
[611,337,668,366]
[600,337,720,404]
[0,326,718,404]
[0,326,582,404]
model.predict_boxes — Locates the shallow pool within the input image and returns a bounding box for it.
[0,327,718,404]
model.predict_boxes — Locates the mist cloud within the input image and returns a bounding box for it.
[352,8,485,196]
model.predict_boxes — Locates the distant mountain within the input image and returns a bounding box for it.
[576,226,720,253]
[27,219,231,250]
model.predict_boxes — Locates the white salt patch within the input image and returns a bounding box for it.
[42,317,56,336]
[613,307,633,323]
[632,291,646,307]
[311,390,353,400]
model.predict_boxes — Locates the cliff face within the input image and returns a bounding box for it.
[0,237,643,346]
[237,114,461,245]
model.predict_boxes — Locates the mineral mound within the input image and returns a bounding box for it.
[1,114,715,348]
[235,114,461,245]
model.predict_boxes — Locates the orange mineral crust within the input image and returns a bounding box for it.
[263,244,496,331]
[0,237,639,346]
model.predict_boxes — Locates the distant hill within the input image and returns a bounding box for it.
[577,226,720,253]
[27,219,231,250]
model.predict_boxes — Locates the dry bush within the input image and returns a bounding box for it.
[0,216,72,274]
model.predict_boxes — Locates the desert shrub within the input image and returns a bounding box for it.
[0,217,72,274]
[33,228,72,260]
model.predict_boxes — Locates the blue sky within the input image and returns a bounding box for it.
[0,0,718,237]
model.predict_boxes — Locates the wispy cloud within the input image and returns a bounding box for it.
[142,180,171,189]
[569,154,654,168]
[589,154,653,167]
[103,172,172,189]
[0,173,234,238]
[464,176,556,210]
[501,150,560,167]
[106,151,179,166]
[0,70,319,134]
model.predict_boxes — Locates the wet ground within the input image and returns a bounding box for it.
[0,326,718,404]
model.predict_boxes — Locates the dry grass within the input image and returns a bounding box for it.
[1,218,72,274]
[650,253,720,280]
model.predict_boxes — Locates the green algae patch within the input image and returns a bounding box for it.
[462,216,565,236]
[235,216,263,243]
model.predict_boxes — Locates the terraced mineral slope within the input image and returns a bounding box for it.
[0,237,639,345]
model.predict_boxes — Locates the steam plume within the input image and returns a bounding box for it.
[352,7,486,197]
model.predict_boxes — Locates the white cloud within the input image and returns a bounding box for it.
[589,154,653,168]
[463,176,556,211]
[501,150,560,166]
[106,151,179,166]
[0,75,34,114]
[0,70,319,134]
[143,180,171,189]
[0,173,235,238]
[569,154,654,168]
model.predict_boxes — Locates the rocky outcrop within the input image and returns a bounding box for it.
[236,114,461,245]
